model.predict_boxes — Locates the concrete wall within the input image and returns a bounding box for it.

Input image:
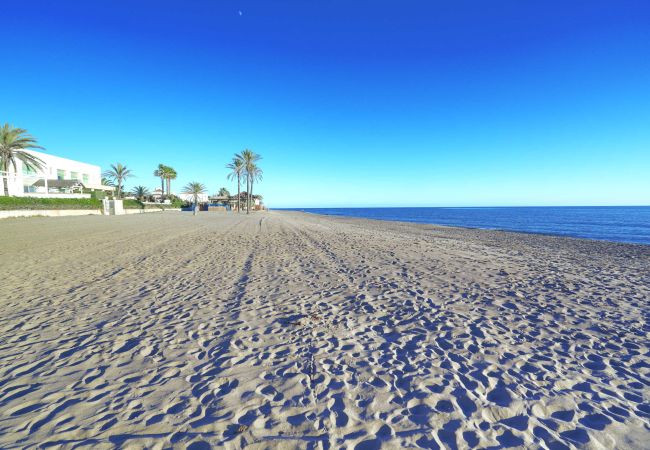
[0,208,176,219]
[177,193,210,203]
[123,208,164,214]
[0,209,102,219]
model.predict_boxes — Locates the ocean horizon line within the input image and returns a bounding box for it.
[274,206,650,245]
[274,205,650,209]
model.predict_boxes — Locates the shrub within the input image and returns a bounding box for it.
[122,199,144,209]
[0,196,102,210]
[91,190,106,200]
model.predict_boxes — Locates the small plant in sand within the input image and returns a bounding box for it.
[182,181,207,216]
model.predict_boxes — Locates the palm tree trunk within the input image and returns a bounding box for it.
[246,175,251,214]
[161,178,165,196]
[250,180,254,212]
[237,175,241,213]
[166,178,171,196]
[2,161,9,196]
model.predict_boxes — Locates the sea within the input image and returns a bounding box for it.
[278,206,650,245]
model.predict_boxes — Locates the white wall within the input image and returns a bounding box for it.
[2,150,102,196]
[178,193,210,203]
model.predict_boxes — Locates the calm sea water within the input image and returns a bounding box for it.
[279,207,650,245]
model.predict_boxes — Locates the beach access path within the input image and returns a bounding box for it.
[0,211,648,449]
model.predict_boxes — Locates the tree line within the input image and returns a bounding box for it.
[226,149,263,214]
[1,123,264,215]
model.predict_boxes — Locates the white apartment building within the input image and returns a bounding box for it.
[2,150,113,198]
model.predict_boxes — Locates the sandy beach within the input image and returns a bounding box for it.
[0,211,648,449]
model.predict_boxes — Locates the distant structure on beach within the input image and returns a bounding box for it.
[2,149,114,198]
[209,191,264,211]
[178,191,210,204]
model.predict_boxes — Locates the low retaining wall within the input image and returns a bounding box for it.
[124,208,165,215]
[0,209,102,219]
[0,208,179,219]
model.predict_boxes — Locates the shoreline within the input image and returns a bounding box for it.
[1,211,648,448]
[279,210,650,254]
[277,207,650,246]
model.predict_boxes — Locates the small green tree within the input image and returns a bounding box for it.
[131,185,150,201]
[102,163,132,199]
[181,181,207,216]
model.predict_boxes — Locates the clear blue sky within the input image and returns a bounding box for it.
[3,1,649,207]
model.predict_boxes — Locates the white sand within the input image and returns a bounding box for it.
[0,211,648,449]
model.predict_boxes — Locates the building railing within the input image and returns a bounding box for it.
[0,171,90,198]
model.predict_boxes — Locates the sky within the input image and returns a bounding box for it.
[2,1,649,207]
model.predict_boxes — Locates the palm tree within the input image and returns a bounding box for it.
[248,164,263,211]
[217,187,230,197]
[131,185,150,201]
[165,166,177,196]
[0,124,45,196]
[226,156,245,213]
[181,181,206,216]
[153,164,168,196]
[103,163,132,199]
[237,149,261,214]
[101,176,115,187]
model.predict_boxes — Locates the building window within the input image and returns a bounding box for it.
[82,174,89,184]
[71,171,80,181]
[23,184,36,193]
[57,169,65,180]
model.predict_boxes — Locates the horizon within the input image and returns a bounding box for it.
[4,1,650,207]
[278,205,650,209]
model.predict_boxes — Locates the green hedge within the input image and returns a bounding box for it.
[123,200,166,210]
[123,199,144,209]
[90,190,106,200]
[0,196,102,210]
[0,196,181,211]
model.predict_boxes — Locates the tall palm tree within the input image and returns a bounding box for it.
[226,156,245,213]
[153,164,168,196]
[131,185,150,201]
[0,124,45,196]
[237,149,261,214]
[181,181,207,216]
[103,163,132,199]
[248,164,263,211]
[165,166,177,196]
